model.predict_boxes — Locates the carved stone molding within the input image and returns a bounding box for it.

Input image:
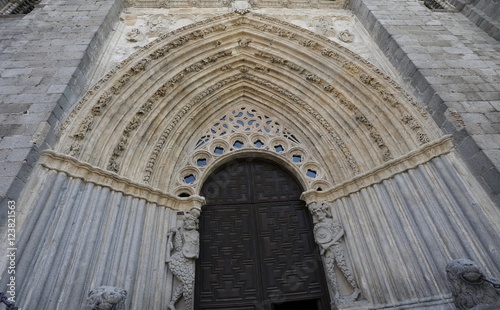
[243,73,361,173]
[39,150,205,211]
[58,13,440,195]
[143,73,247,183]
[107,50,233,173]
[142,71,361,186]
[301,136,454,204]
[60,14,232,135]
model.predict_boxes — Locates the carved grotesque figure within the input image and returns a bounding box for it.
[308,201,360,307]
[446,258,500,310]
[86,286,127,310]
[166,208,201,310]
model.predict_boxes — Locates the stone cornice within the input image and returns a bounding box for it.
[301,135,454,204]
[39,150,205,210]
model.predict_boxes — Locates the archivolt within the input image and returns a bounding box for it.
[57,12,441,194]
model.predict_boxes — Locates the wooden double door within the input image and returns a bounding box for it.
[195,159,330,310]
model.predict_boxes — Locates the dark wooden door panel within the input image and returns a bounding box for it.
[202,162,252,205]
[197,205,261,305]
[256,201,325,299]
[196,160,330,310]
[251,161,302,202]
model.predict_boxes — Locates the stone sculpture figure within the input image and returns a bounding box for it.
[446,258,500,310]
[308,201,360,307]
[86,286,127,310]
[166,208,201,310]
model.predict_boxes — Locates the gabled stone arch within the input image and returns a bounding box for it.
[57,12,441,193]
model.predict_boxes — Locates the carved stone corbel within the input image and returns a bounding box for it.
[86,286,127,310]
[446,258,500,310]
[307,200,360,309]
[166,208,201,310]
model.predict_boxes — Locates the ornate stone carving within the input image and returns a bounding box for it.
[166,208,201,310]
[339,29,354,43]
[108,50,232,173]
[173,105,332,194]
[59,14,434,184]
[143,74,245,183]
[86,286,127,310]
[255,51,304,72]
[237,37,252,47]
[232,0,251,14]
[126,28,143,42]
[446,258,500,310]
[169,50,233,86]
[254,48,393,164]
[73,115,94,140]
[243,73,360,174]
[308,201,360,307]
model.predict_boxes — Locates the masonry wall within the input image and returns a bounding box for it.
[350,0,500,206]
[449,0,500,41]
[0,0,122,228]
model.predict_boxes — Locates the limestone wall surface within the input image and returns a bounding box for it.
[350,0,500,205]
[449,0,500,41]
[0,0,122,227]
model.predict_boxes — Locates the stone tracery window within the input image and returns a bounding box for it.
[195,107,300,148]
[175,106,331,196]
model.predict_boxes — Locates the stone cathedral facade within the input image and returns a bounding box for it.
[0,0,499,309]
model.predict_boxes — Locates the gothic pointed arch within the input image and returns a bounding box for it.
[56,12,443,194]
[12,9,500,310]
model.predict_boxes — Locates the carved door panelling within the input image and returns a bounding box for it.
[196,160,330,310]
